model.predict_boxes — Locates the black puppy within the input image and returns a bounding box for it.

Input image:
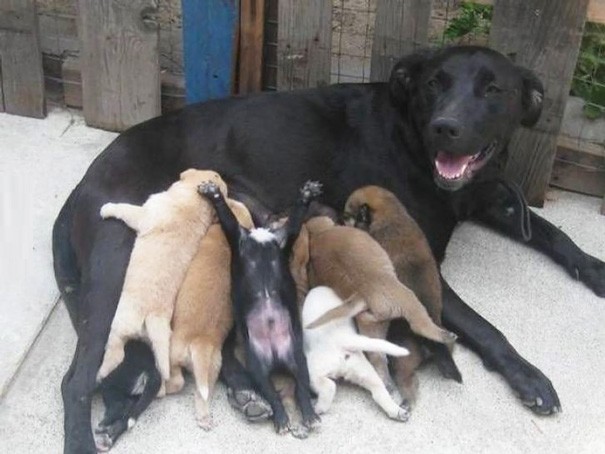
[199,180,322,434]
[94,341,161,451]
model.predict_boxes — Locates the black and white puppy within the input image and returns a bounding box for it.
[199,180,322,434]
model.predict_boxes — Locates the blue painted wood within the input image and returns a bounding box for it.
[182,0,239,103]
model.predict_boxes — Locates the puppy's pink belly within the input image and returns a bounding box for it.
[247,310,293,363]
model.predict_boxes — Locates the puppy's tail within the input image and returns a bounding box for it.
[190,341,222,401]
[340,335,409,357]
[305,297,367,329]
[145,315,172,381]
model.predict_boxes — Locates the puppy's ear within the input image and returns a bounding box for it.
[517,66,544,127]
[389,49,435,107]
[179,168,197,180]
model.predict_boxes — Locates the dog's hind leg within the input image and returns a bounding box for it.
[345,353,410,422]
[340,334,410,357]
[355,319,402,403]
[190,341,222,430]
[219,329,273,422]
[97,332,129,381]
[145,315,172,381]
[290,346,320,430]
[310,375,337,415]
[100,203,145,232]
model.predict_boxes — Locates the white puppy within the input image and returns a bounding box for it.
[303,286,411,421]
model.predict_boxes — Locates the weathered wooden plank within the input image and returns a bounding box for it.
[0,0,45,118]
[277,0,332,90]
[601,195,605,215]
[489,0,589,206]
[370,0,432,82]
[77,0,160,131]
[239,0,265,94]
[182,0,239,103]
[474,0,605,24]
[551,136,605,197]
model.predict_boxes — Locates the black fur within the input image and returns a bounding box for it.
[52,46,605,453]
[199,180,320,433]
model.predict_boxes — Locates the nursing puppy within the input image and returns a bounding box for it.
[97,169,227,382]
[199,180,321,434]
[165,199,254,430]
[345,185,462,396]
[305,216,456,397]
[303,286,411,421]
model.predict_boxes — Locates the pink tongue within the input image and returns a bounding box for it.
[435,151,473,179]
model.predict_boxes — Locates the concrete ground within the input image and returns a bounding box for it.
[1,108,604,453]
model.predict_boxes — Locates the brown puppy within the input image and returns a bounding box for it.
[304,216,456,397]
[165,199,254,430]
[97,169,227,382]
[344,185,461,399]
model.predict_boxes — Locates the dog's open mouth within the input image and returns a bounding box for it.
[434,141,497,184]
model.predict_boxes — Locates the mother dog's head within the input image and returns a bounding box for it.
[389,46,544,191]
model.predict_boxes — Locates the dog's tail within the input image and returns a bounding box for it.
[305,297,367,329]
[340,334,409,357]
[190,341,222,402]
[145,315,172,381]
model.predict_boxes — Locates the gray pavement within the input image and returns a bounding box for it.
[1,109,604,453]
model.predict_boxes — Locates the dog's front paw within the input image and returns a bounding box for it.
[300,181,323,202]
[226,388,273,422]
[196,415,216,431]
[302,412,321,431]
[288,423,310,439]
[493,351,561,416]
[392,405,411,422]
[197,181,221,200]
[577,253,605,297]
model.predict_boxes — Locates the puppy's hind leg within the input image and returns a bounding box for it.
[145,315,172,381]
[356,319,401,403]
[310,375,337,415]
[97,332,128,382]
[190,341,222,430]
[345,353,410,422]
[290,347,320,431]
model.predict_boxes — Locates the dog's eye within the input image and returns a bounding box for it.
[427,78,440,90]
[485,83,503,95]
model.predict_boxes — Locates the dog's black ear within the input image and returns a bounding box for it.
[389,49,435,106]
[517,66,544,127]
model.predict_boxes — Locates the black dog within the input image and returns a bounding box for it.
[198,179,321,434]
[53,45,605,453]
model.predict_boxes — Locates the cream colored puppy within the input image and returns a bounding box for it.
[165,199,254,430]
[303,286,411,421]
[97,169,228,382]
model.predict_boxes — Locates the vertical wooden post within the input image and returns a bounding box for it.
[78,0,161,131]
[370,0,432,82]
[182,0,240,103]
[489,0,589,206]
[239,0,265,94]
[601,195,605,215]
[277,0,332,90]
[0,0,45,118]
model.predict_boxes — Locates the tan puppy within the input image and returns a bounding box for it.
[304,216,456,395]
[344,185,461,399]
[165,199,254,430]
[97,169,228,382]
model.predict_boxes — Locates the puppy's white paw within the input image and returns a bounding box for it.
[196,415,216,431]
[100,203,115,219]
[392,406,411,422]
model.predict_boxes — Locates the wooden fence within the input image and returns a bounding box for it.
[0,0,604,209]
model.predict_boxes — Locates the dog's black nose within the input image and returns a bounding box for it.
[431,117,462,139]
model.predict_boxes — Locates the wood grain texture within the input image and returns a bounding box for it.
[370,0,432,82]
[0,0,45,118]
[182,0,239,103]
[239,0,265,94]
[477,0,604,24]
[601,196,605,215]
[489,0,589,206]
[277,0,331,90]
[77,0,160,131]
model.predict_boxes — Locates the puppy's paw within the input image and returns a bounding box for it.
[300,181,323,202]
[289,424,310,439]
[94,431,113,452]
[441,330,458,345]
[303,413,321,431]
[196,415,216,431]
[227,388,273,422]
[197,181,221,200]
[100,203,116,219]
[392,405,411,422]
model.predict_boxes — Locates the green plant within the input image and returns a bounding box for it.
[571,22,605,120]
[443,2,492,43]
